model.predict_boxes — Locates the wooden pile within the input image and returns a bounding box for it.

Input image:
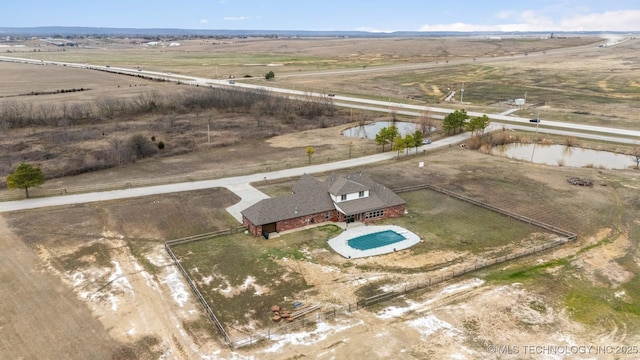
[567,177,593,187]
[271,303,321,322]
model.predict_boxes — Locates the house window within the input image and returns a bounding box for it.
[365,210,384,219]
[340,194,347,201]
[358,191,365,198]
[325,211,330,219]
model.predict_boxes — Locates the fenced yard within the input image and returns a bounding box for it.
[164,184,576,348]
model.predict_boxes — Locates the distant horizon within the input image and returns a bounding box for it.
[0,26,635,38]
[1,1,639,32]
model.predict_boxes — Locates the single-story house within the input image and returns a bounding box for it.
[241,173,406,237]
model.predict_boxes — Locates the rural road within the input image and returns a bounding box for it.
[1,36,638,215]
[3,36,639,142]
[0,132,471,217]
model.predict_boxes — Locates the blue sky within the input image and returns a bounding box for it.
[2,1,640,32]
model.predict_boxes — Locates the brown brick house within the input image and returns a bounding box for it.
[241,173,406,237]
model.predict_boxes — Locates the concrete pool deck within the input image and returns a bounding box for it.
[327,224,421,259]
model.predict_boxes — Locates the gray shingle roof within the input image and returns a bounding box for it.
[241,173,405,225]
[327,173,405,215]
[327,177,369,196]
[242,174,334,225]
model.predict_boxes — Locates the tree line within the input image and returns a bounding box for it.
[442,109,490,136]
[374,109,491,157]
[0,86,335,130]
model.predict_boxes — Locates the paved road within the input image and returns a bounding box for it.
[4,38,639,142]
[2,37,638,215]
[0,133,470,217]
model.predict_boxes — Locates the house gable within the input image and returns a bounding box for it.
[325,173,405,216]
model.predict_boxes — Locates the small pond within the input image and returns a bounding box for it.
[491,143,636,170]
[342,121,433,139]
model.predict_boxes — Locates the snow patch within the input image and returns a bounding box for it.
[377,300,421,319]
[440,278,484,295]
[71,271,85,287]
[106,260,135,311]
[408,314,462,339]
[263,320,362,353]
[320,265,338,273]
[240,276,268,295]
[202,275,213,285]
[132,257,160,292]
[350,275,383,286]
[376,278,484,319]
[162,267,189,307]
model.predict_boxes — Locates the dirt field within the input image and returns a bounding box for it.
[1,35,640,359]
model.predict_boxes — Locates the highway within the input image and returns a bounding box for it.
[0,38,638,213]
[2,37,639,143]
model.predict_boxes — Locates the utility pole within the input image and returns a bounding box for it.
[460,82,465,104]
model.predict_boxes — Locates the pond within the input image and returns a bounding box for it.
[342,121,433,139]
[491,143,637,170]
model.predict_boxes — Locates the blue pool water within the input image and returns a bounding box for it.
[347,230,406,250]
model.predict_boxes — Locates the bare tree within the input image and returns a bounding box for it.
[95,97,125,119]
[347,140,355,159]
[109,137,128,165]
[633,145,640,169]
[251,102,266,127]
[133,91,161,112]
[1,101,31,128]
[69,102,93,124]
[35,103,58,125]
[419,110,434,134]
[127,134,156,161]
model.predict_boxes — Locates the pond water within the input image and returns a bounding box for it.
[491,143,636,170]
[342,121,432,139]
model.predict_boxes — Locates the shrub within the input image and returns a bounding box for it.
[127,134,156,160]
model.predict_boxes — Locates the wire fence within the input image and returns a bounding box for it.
[163,183,576,349]
[164,227,245,347]
[392,183,577,240]
[229,235,574,348]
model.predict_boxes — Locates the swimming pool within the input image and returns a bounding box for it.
[328,225,420,259]
[347,230,406,250]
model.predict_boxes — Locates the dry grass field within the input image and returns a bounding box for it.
[1,35,640,359]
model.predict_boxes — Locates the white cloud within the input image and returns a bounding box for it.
[200,19,208,24]
[223,16,250,21]
[560,10,640,31]
[419,9,640,32]
[356,26,395,33]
